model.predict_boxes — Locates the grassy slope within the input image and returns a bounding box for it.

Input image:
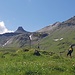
[0,49,75,75]
[0,17,75,75]
[38,26,75,55]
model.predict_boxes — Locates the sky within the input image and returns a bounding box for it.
[0,0,75,34]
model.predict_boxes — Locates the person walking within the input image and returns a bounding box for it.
[67,45,73,58]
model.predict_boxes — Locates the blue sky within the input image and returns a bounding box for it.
[0,0,75,33]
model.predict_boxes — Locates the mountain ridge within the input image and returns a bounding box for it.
[15,26,29,34]
[37,22,61,34]
[0,16,75,49]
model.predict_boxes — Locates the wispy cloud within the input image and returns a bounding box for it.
[0,21,13,34]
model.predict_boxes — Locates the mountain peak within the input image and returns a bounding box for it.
[15,26,26,33]
[37,22,61,33]
[17,26,25,31]
[63,16,75,24]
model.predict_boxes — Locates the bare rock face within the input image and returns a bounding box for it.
[15,26,27,33]
[37,22,61,34]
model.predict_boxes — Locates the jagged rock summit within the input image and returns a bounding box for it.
[15,26,27,33]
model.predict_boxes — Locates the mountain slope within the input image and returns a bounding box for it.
[15,26,29,34]
[0,27,48,48]
[37,16,75,52]
[0,16,75,51]
[0,27,31,47]
[4,34,30,47]
[37,22,61,34]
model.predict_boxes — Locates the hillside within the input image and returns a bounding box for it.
[0,26,48,48]
[0,49,75,75]
[37,22,61,34]
[38,16,75,52]
[0,27,32,47]
[0,16,75,52]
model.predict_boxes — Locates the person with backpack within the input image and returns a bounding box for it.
[67,45,73,58]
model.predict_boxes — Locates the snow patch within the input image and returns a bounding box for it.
[3,39,12,46]
[60,38,63,40]
[53,39,59,41]
[29,34,33,40]
[53,38,63,41]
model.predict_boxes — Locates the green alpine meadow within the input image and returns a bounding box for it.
[0,48,75,75]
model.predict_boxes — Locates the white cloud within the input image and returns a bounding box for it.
[0,21,13,34]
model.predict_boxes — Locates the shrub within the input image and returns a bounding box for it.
[51,54,60,59]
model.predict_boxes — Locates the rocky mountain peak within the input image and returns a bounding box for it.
[15,26,27,33]
[62,16,75,24]
[37,22,61,33]
[58,16,75,27]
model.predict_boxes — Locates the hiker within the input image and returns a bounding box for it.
[33,50,40,56]
[38,45,40,49]
[67,45,73,58]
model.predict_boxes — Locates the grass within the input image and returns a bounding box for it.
[37,26,75,53]
[0,48,75,75]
